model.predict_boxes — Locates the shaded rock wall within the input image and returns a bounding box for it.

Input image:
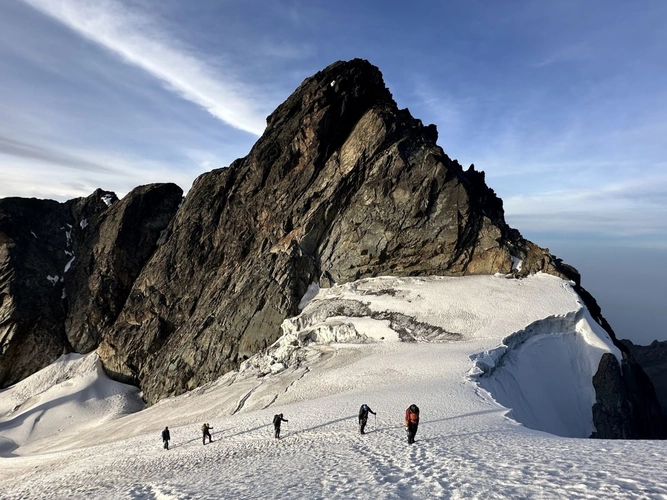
[621,339,667,416]
[0,184,182,387]
[592,352,666,439]
[578,286,666,438]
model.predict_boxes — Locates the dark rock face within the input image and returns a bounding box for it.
[0,184,182,387]
[592,352,666,438]
[97,59,577,403]
[65,184,184,353]
[591,353,634,438]
[579,287,666,438]
[621,339,667,415]
[1,197,77,386]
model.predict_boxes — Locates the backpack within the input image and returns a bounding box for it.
[407,405,419,424]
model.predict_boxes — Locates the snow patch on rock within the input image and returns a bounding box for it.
[64,256,75,273]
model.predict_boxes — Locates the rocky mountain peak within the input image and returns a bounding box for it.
[96,59,577,403]
[1,59,661,438]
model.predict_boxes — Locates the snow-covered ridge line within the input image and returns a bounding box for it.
[0,352,143,457]
[470,308,621,379]
[0,354,91,417]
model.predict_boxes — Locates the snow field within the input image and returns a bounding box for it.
[1,274,666,499]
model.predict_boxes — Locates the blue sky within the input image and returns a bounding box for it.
[1,0,665,342]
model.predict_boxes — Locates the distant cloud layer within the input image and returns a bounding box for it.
[0,136,112,173]
[504,173,667,242]
[21,0,266,136]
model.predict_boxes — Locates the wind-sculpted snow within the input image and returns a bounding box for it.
[1,274,665,499]
[291,278,464,343]
[0,353,143,456]
[470,309,621,437]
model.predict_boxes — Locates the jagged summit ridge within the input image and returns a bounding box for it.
[96,59,576,403]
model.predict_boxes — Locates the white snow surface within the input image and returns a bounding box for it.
[1,274,665,499]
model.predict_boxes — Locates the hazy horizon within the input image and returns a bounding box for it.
[524,238,666,346]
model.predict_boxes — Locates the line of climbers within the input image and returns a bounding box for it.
[160,403,419,449]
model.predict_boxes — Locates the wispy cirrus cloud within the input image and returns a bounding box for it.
[0,140,208,201]
[20,0,267,136]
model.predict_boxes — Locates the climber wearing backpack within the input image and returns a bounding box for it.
[273,413,288,439]
[202,423,213,445]
[358,404,376,434]
[405,404,419,444]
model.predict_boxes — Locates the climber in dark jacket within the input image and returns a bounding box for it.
[358,404,376,434]
[273,413,288,439]
[202,423,213,445]
[162,426,170,450]
[405,404,420,444]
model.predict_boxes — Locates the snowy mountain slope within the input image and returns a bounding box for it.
[0,354,143,456]
[1,274,665,499]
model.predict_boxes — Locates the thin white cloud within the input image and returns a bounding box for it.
[412,80,469,137]
[0,139,235,201]
[20,0,267,136]
[504,174,667,239]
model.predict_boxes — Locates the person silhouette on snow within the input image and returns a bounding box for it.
[162,426,170,450]
[202,423,213,445]
[405,404,419,444]
[273,413,288,439]
[358,404,376,434]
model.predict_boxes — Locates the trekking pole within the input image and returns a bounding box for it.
[374,413,377,430]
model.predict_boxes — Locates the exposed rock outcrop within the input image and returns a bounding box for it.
[97,59,577,403]
[0,184,182,387]
[621,339,667,415]
[578,287,666,438]
[592,351,666,439]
